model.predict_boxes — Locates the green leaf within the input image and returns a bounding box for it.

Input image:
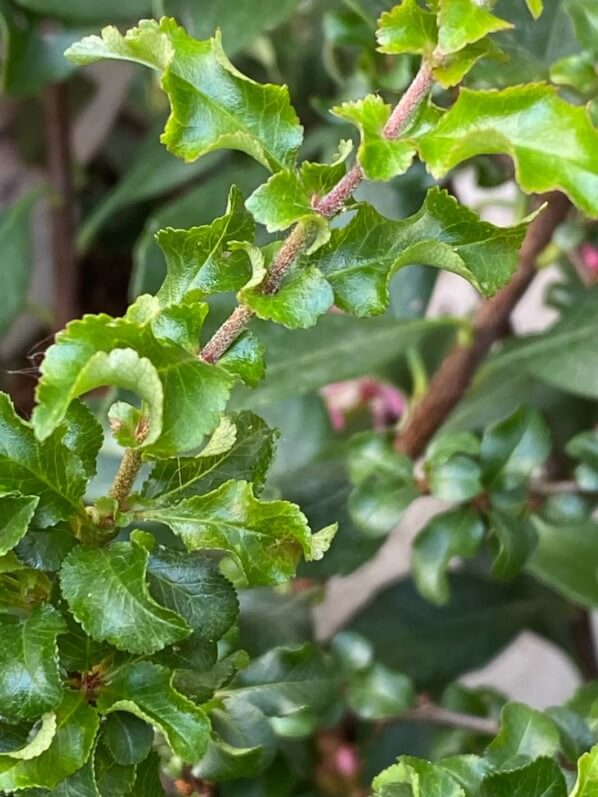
[66,20,303,172]
[412,508,485,605]
[94,744,136,797]
[526,0,544,19]
[102,713,154,767]
[96,661,210,761]
[332,95,441,182]
[348,663,415,720]
[0,604,65,721]
[434,38,506,88]
[527,516,598,606]
[142,411,277,504]
[60,539,190,655]
[417,84,598,217]
[436,0,512,55]
[163,0,300,56]
[139,480,312,586]
[550,52,598,95]
[225,643,337,718]
[147,547,238,641]
[33,296,233,457]
[128,751,163,796]
[485,703,560,770]
[489,510,537,581]
[219,332,266,388]
[245,145,350,247]
[239,245,334,329]
[0,193,35,333]
[480,406,550,489]
[16,526,76,573]
[376,0,437,56]
[571,746,598,796]
[567,431,598,490]
[566,0,598,56]
[310,188,530,317]
[0,492,39,557]
[0,393,86,528]
[373,756,465,797]
[427,455,482,501]
[481,757,566,796]
[62,400,104,482]
[0,714,56,759]
[0,691,99,792]
[155,186,255,306]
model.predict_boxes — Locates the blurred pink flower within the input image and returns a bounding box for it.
[580,243,598,275]
[321,377,405,431]
[334,744,360,778]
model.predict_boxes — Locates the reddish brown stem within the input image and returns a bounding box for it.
[396,192,571,458]
[43,82,78,330]
[200,59,434,364]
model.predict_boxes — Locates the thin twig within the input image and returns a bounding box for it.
[387,702,499,736]
[396,192,571,459]
[108,448,143,510]
[43,82,79,330]
[199,59,435,364]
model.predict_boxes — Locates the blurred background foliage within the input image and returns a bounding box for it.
[1,0,598,793]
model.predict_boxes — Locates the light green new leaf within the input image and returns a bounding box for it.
[139,479,313,585]
[373,756,465,797]
[527,516,598,606]
[376,0,437,56]
[0,492,38,556]
[0,691,98,793]
[0,393,86,528]
[526,0,544,19]
[66,19,303,171]
[97,662,210,761]
[0,193,35,335]
[412,508,485,605]
[0,605,65,722]
[436,0,512,55]
[571,745,598,796]
[417,84,598,217]
[156,186,255,306]
[241,262,334,329]
[147,547,238,641]
[245,144,351,248]
[332,95,441,181]
[33,296,233,456]
[310,187,530,317]
[485,703,560,770]
[142,411,277,503]
[60,539,190,654]
[481,757,567,796]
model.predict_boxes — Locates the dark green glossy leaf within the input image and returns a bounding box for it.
[0,492,38,556]
[62,400,104,482]
[102,713,154,766]
[147,546,238,641]
[480,406,550,489]
[489,510,537,581]
[0,604,65,721]
[60,539,190,655]
[0,691,99,792]
[97,661,210,761]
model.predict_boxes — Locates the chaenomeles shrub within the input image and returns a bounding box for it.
[0,0,597,795]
